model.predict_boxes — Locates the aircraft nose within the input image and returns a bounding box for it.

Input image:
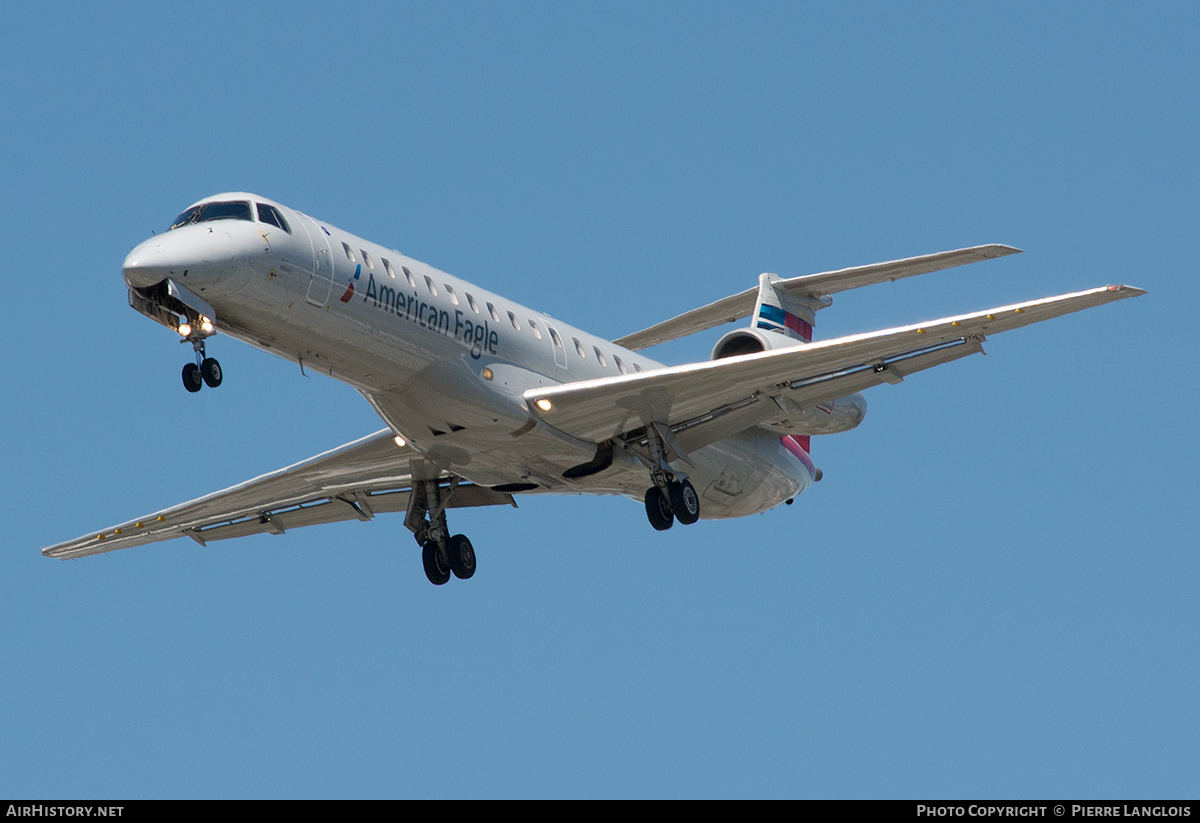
[122,240,170,288]
[123,233,212,289]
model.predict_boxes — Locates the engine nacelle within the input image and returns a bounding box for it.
[711,328,867,436]
[711,327,802,359]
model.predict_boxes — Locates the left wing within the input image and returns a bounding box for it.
[530,285,1145,448]
[42,430,514,560]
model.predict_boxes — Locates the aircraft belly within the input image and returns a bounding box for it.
[690,431,808,519]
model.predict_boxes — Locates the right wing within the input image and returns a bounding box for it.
[531,285,1145,450]
[42,430,514,560]
[614,244,1021,350]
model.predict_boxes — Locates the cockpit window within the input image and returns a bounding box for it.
[170,201,252,230]
[170,206,203,229]
[256,203,291,234]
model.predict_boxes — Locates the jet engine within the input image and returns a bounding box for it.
[710,328,868,436]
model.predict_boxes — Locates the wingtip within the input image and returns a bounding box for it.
[1109,284,1147,298]
[989,244,1024,256]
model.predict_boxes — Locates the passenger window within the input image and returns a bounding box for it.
[528,319,542,339]
[549,328,564,349]
[342,243,356,262]
[593,347,607,366]
[508,311,520,330]
[444,285,459,305]
[361,251,374,269]
[382,258,396,279]
[466,293,480,313]
[633,363,643,372]
[402,266,417,288]
[487,303,501,322]
[573,338,586,358]
[424,275,438,296]
[614,355,628,375]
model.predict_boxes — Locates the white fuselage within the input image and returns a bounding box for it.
[122,193,813,518]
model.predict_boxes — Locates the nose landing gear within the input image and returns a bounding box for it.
[178,320,222,393]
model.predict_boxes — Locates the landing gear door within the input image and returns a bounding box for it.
[297,213,335,307]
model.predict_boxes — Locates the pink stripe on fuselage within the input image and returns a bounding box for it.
[780,435,816,478]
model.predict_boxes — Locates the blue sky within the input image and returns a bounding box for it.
[2,2,1195,798]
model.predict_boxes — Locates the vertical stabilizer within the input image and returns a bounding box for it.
[752,272,817,343]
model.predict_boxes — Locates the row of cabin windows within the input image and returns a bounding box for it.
[336,241,641,374]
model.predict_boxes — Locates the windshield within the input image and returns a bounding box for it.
[170,200,252,230]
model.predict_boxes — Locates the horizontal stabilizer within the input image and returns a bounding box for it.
[615,244,1021,350]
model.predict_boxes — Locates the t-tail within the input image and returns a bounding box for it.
[752,272,817,343]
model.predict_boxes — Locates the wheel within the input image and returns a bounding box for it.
[182,362,203,393]
[669,480,700,525]
[644,486,674,531]
[448,534,476,580]
[422,540,451,585]
[201,357,223,388]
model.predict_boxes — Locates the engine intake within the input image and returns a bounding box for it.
[711,328,802,360]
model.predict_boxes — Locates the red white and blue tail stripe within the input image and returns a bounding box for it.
[751,272,816,344]
[756,304,813,342]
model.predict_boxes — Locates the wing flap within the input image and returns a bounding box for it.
[613,245,1021,350]
[532,285,1144,444]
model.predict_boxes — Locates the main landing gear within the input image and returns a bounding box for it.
[180,324,222,394]
[407,477,477,586]
[640,424,701,531]
[644,479,700,531]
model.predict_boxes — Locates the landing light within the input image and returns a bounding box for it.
[536,398,553,412]
[393,435,406,448]
[178,322,192,337]
[200,317,214,333]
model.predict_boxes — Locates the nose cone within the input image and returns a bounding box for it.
[122,239,170,288]
[122,230,214,289]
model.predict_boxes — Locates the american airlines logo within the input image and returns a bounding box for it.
[360,270,500,359]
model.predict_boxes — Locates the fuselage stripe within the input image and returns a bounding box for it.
[780,435,816,478]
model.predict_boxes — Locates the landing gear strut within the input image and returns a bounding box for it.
[639,424,701,530]
[406,477,478,586]
[180,323,222,393]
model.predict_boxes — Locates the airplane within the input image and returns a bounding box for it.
[41,193,1145,585]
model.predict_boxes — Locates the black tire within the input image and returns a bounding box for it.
[669,480,700,525]
[182,362,203,393]
[448,534,476,580]
[200,357,223,388]
[422,540,451,585]
[644,486,674,531]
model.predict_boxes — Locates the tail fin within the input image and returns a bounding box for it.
[752,272,816,343]
[755,273,820,456]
